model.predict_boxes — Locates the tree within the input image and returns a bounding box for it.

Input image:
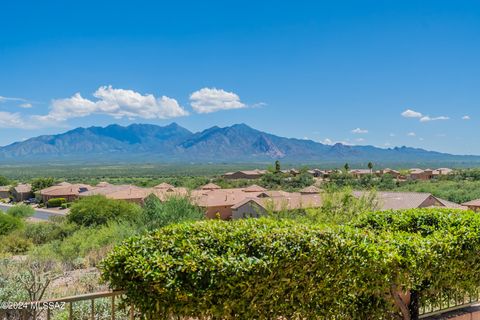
[0,176,10,186]
[368,162,373,173]
[275,160,281,173]
[30,177,56,192]
[67,195,142,227]
[344,163,350,172]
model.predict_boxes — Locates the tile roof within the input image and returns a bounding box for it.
[242,185,267,192]
[200,183,221,190]
[299,186,320,194]
[40,183,93,196]
[462,199,480,207]
[14,184,32,194]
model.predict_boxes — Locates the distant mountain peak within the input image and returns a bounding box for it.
[0,123,478,165]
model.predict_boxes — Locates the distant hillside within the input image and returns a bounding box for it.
[0,123,479,166]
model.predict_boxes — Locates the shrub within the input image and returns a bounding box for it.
[6,204,34,218]
[47,198,66,208]
[141,195,204,231]
[101,219,400,318]
[67,196,141,227]
[0,213,23,236]
[0,231,32,254]
[60,202,72,209]
[23,220,76,245]
[101,209,480,319]
[31,222,137,267]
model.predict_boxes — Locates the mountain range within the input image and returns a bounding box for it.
[0,123,479,166]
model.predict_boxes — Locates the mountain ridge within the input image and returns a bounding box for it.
[0,123,479,165]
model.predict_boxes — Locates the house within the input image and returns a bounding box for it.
[191,184,274,219]
[378,168,401,179]
[409,169,433,180]
[353,191,466,211]
[79,183,189,204]
[12,184,33,202]
[349,169,373,178]
[40,183,93,203]
[462,199,480,211]
[223,169,267,180]
[80,184,151,204]
[231,192,322,219]
[0,186,10,199]
[432,168,453,177]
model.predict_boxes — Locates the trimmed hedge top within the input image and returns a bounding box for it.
[101,209,480,319]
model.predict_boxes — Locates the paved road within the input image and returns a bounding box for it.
[0,204,66,221]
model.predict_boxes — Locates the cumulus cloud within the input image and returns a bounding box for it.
[321,138,333,145]
[402,108,449,123]
[351,128,368,134]
[419,115,449,122]
[401,109,423,118]
[190,88,246,113]
[407,132,416,137]
[462,115,471,120]
[19,103,32,108]
[35,86,189,123]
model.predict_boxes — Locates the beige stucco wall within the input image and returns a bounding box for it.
[232,202,267,219]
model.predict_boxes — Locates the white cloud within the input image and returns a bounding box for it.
[0,111,30,129]
[0,95,25,103]
[462,115,471,120]
[407,132,416,137]
[389,133,396,137]
[384,142,391,146]
[190,88,246,113]
[321,138,333,145]
[355,138,365,142]
[401,109,423,118]
[351,128,368,134]
[35,86,189,123]
[19,103,32,108]
[419,115,449,122]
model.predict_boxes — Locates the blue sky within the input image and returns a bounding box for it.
[1,0,479,154]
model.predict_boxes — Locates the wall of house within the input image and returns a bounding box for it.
[0,191,10,199]
[204,205,234,220]
[419,196,443,208]
[232,202,267,219]
[13,191,32,202]
[42,194,78,203]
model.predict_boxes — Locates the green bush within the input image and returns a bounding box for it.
[141,195,204,231]
[101,209,480,319]
[47,198,66,208]
[31,222,137,267]
[6,204,34,218]
[0,213,23,236]
[60,202,72,209]
[0,231,32,254]
[67,196,141,227]
[23,220,76,245]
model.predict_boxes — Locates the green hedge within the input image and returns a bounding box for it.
[47,197,66,208]
[101,209,480,319]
